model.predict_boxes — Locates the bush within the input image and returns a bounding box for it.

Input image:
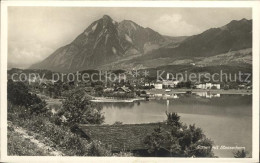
[143,126,166,156]
[7,80,47,115]
[7,81,110,156]
[233,149,247,158]
[7,80,29,106]
[8,109,110,156]
[60,90,104,126]
[144,112,214,157]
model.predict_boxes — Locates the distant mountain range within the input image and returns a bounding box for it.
[30,15,252,72]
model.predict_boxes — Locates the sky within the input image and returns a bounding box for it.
[8,7,252,69]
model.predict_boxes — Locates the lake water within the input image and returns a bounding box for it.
[101,93,252,158]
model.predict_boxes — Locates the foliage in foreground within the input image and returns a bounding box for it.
[233,149,248,158]
[8,80,48,115]
[144,112,215,157]
[60,90,104,126]
[8,104,111,156]
[7,80,110,156]
[7,125,49,156]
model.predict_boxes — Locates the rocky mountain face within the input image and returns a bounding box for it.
[30,16,252,72]
[118,20,166,54]
[30,15,170,72]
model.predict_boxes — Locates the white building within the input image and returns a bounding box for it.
[162,80,179,88]
[196,83,220,89]
[154,83,163,89]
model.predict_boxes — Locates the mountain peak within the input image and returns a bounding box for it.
[219,18,252,31]
[102,15,112,20]
[240,18,249,22]
[229,18,251,25]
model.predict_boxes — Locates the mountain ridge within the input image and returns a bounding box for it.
[30,16,252,72]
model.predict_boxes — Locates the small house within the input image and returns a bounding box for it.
[115,86,131,93]
[104,88,115,93]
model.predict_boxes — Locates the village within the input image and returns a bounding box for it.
[16,71,251,101]
[7,69,252,103]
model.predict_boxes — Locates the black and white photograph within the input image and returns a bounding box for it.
[0,1,259,162]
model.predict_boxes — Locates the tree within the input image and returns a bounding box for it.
[211,86,217,90]
[94,85,104,96]
[223,85,229,90]
[53,80,63,98]
[233,149,247,158]
[28,94,48,115]
[47,84,55,97]
[7,80,47,115]
[144,112,214,157]
[144,126,165,156]
[166,112,181,128]
[185,81,192,88]
[61,90,104,126]
[8,80,29,106]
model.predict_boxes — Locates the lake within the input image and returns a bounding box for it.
[101,93,252,158]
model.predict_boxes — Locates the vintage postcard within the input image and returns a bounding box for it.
[1,1,259,163]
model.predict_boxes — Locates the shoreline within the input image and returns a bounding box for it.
[147,89,252,95]
[91,97,145,103]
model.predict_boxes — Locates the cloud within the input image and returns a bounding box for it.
[8,39,54,69]
[152,14,201,36]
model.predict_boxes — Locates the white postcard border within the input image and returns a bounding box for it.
[1,1,259,163]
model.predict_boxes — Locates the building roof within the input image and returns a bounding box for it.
[116,86,131,93]
[78,123,170,152]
